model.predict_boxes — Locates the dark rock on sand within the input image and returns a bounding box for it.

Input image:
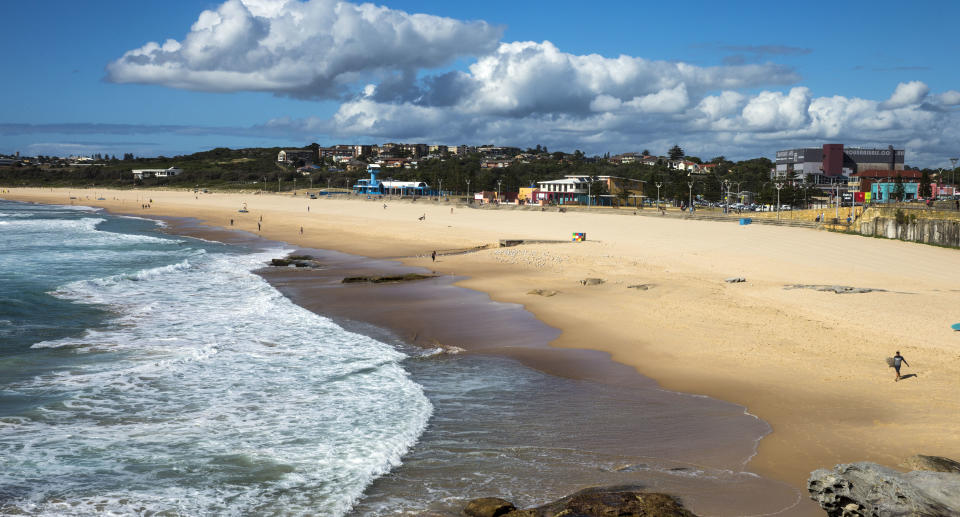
[341,273,437,284]
[724,277,746,283]
[464,498,516,517]
[784,284,885,294]
[808,462,960,516]
[465,486,697,517]
[269,255,323,268]
[627,284,654,290]
[579,278,605,286]
[902,455,960,474]
[527,289,559,297]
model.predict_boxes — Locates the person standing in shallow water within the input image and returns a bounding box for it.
[431,250,436,262]
[893,351,909,381]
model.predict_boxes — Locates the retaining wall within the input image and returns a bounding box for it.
[859,216,960,247]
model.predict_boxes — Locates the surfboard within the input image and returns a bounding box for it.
[885,357,895,367]
[951,323,960,331]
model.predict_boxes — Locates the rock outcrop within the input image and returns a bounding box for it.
[341,273,437,284]
[808,462,960,516]
[463,486,697,517]
[784,284,885,294]
[579,278,604,286]
[269,255,323,268]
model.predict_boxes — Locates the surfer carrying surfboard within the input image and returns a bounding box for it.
[893,351,909,382]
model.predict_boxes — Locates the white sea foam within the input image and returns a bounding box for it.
[5,247,432,516]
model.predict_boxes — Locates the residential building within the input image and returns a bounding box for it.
[132,167,183,180]
[278,149,317,164]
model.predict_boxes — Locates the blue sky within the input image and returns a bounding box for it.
[1,0,958,165]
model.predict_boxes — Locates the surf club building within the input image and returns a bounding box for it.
[535,175,644,206]
[352,164,430,196]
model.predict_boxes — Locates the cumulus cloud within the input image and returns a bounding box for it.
[106,0,502,98]
[101,1,960,165]
[882,80,929,108]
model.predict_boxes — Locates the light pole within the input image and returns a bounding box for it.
[294,177,297,194]
[588,180,592,207]
[278,175,281,193]
[497,179,502,205]
[466,179,471,200]
[655,182,662,211]
[775,181,784,221]
[687,178,694,214]
[951,158,959,188]
[723,179,730,214]
[439,178,443,198]
[262,176,266,195]
[310,176,313,190]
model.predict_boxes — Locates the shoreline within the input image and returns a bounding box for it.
[6,187,960,513]
[154,216,805,516]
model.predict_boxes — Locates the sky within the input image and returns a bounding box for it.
[1,0,959,166]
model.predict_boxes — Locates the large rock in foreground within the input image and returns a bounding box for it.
[464,486,696,517]
[808,462,960,516]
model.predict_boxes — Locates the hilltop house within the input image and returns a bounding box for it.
[132,167,182,180]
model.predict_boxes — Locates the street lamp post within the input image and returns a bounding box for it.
[655,182,662,211]
[951,158,959,188]
[775,181,784,221]
[687,178,694,214]
[278,176,281,193]
[439,179,443,198]
[262,176,267,195]
[466,179,471,200]
[497,179,502,205]
[723,179,730,214]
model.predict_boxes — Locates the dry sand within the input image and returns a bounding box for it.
[6,187,960,495]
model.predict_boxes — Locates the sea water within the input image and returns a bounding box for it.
[0,200,432,515]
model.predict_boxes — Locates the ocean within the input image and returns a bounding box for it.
[0,199,802,516]
[0,200,431,515]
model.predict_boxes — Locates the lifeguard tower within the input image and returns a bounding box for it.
[352,164,384,194]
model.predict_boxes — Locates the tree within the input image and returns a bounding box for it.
[919,170,932,198]
[642,149,651,156]
[893,174,905,201]
[668,145,684,161]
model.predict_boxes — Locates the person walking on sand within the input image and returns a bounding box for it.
[893,351,909,381]
[299,226,303,236]
[431,250,436,262]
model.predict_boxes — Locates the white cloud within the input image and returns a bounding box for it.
[104,2,960,166]
[106,0,502,98]
[882,80,929,108]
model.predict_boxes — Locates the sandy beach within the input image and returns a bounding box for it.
[6,187,960,509]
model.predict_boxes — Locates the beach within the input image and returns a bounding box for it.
[5,187,960,513]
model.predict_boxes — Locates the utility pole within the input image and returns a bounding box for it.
[278,176,281,193]
[687,178,694,214]
[466,179,471,200]
[655,182,662,211]
[439,178,443,198]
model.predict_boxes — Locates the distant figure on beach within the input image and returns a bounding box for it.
[431,250,436,262]
[892,351,909,381]
[450,207,453,214]
[259,215,263,222]
[307,206,310,212]
[383,204,387,209]
[299,226,303,235]
[258,222,261,231]
[230,219,234,226]
[419,213,425,221]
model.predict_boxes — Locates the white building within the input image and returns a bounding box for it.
[132,167,182,180]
